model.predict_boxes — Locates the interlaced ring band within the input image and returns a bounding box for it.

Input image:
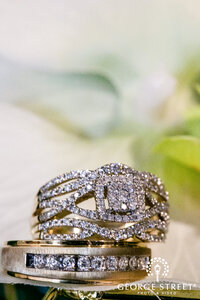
[2,241,151,285]
[32,163,169,242]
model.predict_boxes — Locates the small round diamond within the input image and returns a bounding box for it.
[62,255,75,271]
[137,257,147,270]
[74,192,80,199]
[45,255,60,270]
[91,256,106,271]
[106,256,118,271]
[115,215,122,222]
[86,184,92,191]
[34,255,45,269]
[121,203,127,210]
[129,202,137,210]
[129,256,137,270]
[77,256,91,271]
[118,256,129,271]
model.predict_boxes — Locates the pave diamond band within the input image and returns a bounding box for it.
[32,163,169,242]
[38,218,167,242]
[2,241,151,285]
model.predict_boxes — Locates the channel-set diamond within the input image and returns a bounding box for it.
[62,255,75,271]
[26,254,150,272]
[91,256,106,271]
[106,256,118,271]
[77,256,91,271]
[45,255,61,270]
[118,256,129,271]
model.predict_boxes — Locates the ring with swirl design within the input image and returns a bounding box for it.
[32,163,169,242]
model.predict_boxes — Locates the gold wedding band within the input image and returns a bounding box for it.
[2,240,151,285]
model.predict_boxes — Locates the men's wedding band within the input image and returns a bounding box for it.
[2,240,151,285]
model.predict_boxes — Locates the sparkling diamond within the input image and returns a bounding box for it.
[86,184,92,191]
[123,215,129,222]
[137,257,147,270]
[107,214,114,221]
[77,256,91,271]
[74,192,80,199]
[90,223,98,233]
[99,227,108,237]
[45,255,61,270]
[80,170,88,177]
[115,215,122,222]
[118,256,129,271]
[126,227,133,237]
[106,256,118,271]
[91,256,106,271]
[34,255,45,269]
[88,172,97,180]
[121,203,127,210]
[71,170,78,177]
[129,256,137,270]
[129,201,137,210]
[62,255,75,271]
[88,211,96,219]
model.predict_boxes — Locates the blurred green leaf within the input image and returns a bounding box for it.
[185,107,200,138]
[19,71,121,138]
[132,134,200,226]
[155,136,200,171]
[153,155,200,225]
[51,72,120,98]
[153,135,200,226]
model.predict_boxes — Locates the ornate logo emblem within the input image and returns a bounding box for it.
[146,257,169,282]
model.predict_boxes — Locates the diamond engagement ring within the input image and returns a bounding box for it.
[2,163,169,285]
[32,163,169,243]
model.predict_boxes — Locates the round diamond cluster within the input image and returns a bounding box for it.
[26,253,150,272]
